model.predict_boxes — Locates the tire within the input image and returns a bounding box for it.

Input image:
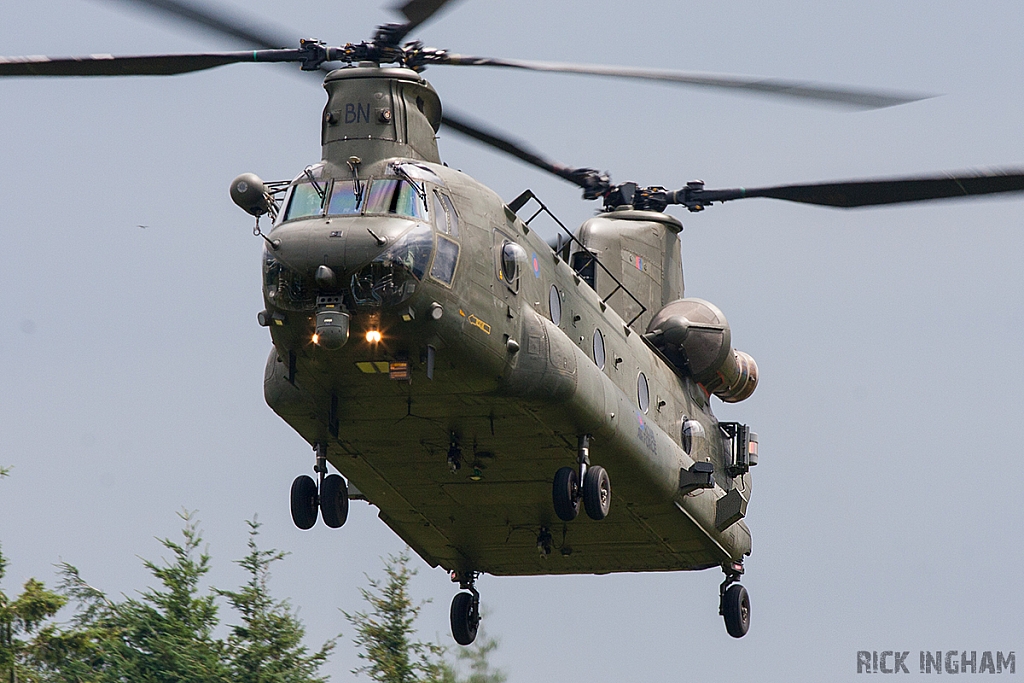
[450,592,479,646]
[552,466,581,521]
[583,465,612,520]
[320,474,349,528]
[722,584,751,638]
[290,475,318,530]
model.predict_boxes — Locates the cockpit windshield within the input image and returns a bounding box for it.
[279,177,428,224]
[327,180,364,216]
[364,179,428,220]
[282,183,324,222]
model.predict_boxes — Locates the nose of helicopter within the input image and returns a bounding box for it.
[269,215,420,282]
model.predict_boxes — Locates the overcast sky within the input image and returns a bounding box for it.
[2,1,1022,681]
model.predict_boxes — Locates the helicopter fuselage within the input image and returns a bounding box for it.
[261,146,753,576]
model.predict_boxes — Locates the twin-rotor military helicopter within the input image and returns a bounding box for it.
[6,0,1024,645]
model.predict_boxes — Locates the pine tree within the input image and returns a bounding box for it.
[216,519,335,683]
[0,467,68,683]
[33,562,120,682]
[41,513,337,683]
[0,555,68,683]
[103,511,229,683]
[3,480,492,683]
[345,553,453,683]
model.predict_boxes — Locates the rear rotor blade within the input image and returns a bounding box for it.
[748,169,1024,207]
[674,169,1024,209]
[441,55,932,109]
[0,50,304,77]
[441,111,603,191]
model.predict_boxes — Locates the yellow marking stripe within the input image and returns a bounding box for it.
[467,315,491,334]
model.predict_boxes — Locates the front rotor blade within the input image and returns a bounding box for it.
[746,169,1024,207]
[441,55,932,109]
[394,0,460,33]
[0,51,303,77]
[98,0,289,49]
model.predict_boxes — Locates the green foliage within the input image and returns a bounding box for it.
[0,493,507,683]
[345,552,452,683]
[1,466,70,683]
[0,548,69,683]
[33,563,118,682]
[216,519,335,683]
[23,511,229,683]
[104,511,230,683]
[2,511,335,683]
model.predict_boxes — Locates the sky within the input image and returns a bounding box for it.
[1,1,1022,681]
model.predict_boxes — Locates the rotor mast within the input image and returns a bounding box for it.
[319,65,443,170]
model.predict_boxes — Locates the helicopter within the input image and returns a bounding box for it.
[4,0,1024,648]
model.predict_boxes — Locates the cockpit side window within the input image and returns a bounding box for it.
[430,235,460,286]
[432,191,448,233]
[364,179,428,220]
[440,193,459,237]
[374,224,433,280]
[432,190,460,238]
[350,224,434,308]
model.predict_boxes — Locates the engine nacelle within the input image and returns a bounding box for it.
[645,298,758,403]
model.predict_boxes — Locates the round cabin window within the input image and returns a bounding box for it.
[549,285,562,325]
[681,418,705,455]
[637,372,650,413]
[593,328,606,370]
[501,242,523,283]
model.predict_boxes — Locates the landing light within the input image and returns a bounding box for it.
[366,330,382,344]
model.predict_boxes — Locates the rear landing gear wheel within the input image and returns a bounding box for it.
[552,466,581,521]
[320,474,349,528]
[722,584,750,638]
[450,591,480,646]
[290,475,318,530]
[583,464,611,520]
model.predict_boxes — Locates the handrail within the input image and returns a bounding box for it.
[508,189,648,327]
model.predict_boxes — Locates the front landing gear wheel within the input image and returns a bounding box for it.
[450,591,480,646]
[552,466,581,521]
[320,474,349,528]
[290,475,318,530]
[583,465,611,520]
[722,584,750,638]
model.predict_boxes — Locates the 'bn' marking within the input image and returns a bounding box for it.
[345,103,371,124]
